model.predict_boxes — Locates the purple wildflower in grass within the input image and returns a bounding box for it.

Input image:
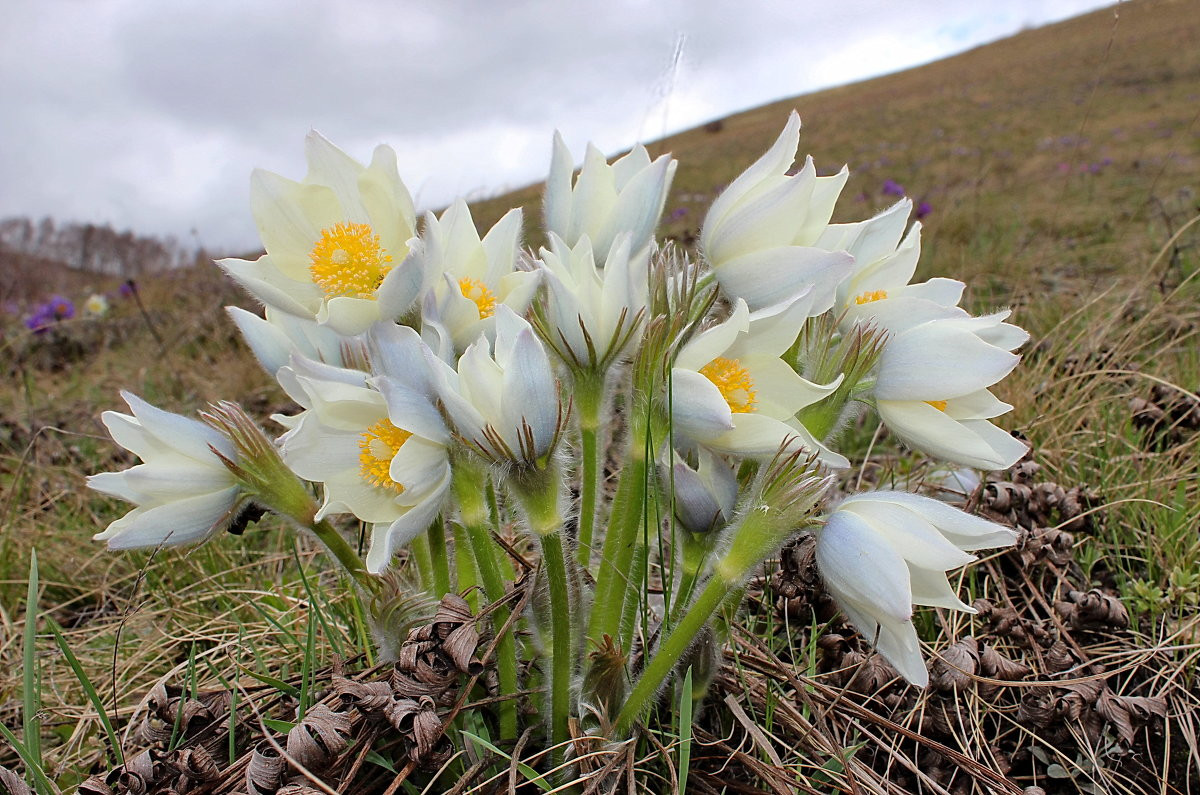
[49,295,75,320]
[1057,162,1071,174]
[119,280,136,298]
[669,207,688,221]
[881,179,905,197]
[916,201,933,219]
[25,306,54,333]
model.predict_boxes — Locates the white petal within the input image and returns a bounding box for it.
[304,131,368,221]
[877,401,1023,470]
[120,391,234,461]
[669,368,735,439]
[862,491,1018,550]
[816,511,912,624]
[675,299,750,373]
[838,599,928,687]
[714,247,853,313]
[318,296,381,336]
[365,475,450,574]
[371,376,448,444]
[702,112,800,248]
[876,323,1020,401]
[909,566,977,612]
[838,499,975,570]
[95,487,240,549]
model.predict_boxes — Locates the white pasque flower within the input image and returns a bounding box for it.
[544,133,676,262]
[219,132,423,336]
[227,305,357,377]
[429,305,563,465]
[671,295,848,467]
[819,199,966,334]
[666,448,739,535]
[280,325,451,573]
[700,111,854,312]
[815,491,1017,686]
[874,312,1030,470]
[419,200,539,354]
[537,231,649,370]
[88,392,242,549]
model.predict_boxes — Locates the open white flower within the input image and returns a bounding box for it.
[537,231,649,371]
[700,112,853,312]
[88,392,242,549]
[281,331,451,573]
[429,305,563,465]
[815,491,1017,686]
[219,133,423,335]
[819,199,966,334]
[419,200,538,353]
[874,312,1029,470]
[671,295,848,467]
[544,133,675,262]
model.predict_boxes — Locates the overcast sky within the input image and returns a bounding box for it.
[1,0,1115,253]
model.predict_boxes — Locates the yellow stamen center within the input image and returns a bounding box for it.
[358,419,412,493]
[854,289,888,305]
[700,357,757,413]
[309,222,393,299]
[926,400,948,411]
[458,277,497,319]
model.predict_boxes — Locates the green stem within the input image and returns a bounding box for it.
[427,517,450,597]
[310,519,378,595]
[539,530,573,764]
[613,574,735,737]
[453,462,519,740]
[453,522,479,609]
[510,467,573,769]
[575,374,605,569]
[409,533,436,593]
[587,408,651,649]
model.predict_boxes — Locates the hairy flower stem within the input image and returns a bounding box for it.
[511,467,574,769]
[427,517,451,597]
[453,522,478,610]
[453,462,519,740]
[309,518,378,596]
[613,574,735,737]
[575,374,605,569]
[409,534,436,593]
[614,510,775,736]
[587,406,652,651]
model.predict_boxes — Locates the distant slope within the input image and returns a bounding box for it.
[471,0,1199,292]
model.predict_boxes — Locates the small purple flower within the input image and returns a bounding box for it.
[669,207,688,221]
[1057,162,1071,174]
[916,201,933,220]
[25,306,54,333]
[119,280,136,298]
[881,179,906,197]
[48,295,75,320]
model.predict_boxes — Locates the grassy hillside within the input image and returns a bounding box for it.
[2,1,1198,791]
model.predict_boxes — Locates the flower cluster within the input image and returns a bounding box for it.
[89,113,1025,749]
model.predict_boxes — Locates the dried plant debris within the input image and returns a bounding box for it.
[89,593,485,793]
[726,451,1180,794]
[0,766,35,795]
[1130,382,1200,444]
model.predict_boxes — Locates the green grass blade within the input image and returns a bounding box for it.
[237,665,301,698]
[678,667,693,795]
[0,723,55,795]
[459,730,553,792]
[22,550,42,767]
[45,617,125,766]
